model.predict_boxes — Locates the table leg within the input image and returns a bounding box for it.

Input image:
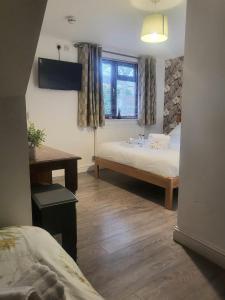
[65,160,77,194]
[61,203,77,261]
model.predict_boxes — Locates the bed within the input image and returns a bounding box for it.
[0,226,103,300]
[95,126,180,210]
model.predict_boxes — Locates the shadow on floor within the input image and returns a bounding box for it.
[179,245,225,299]
[88,169,178,210]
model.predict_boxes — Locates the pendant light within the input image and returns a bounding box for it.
[141,0,168,43]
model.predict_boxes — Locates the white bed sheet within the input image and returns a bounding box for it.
[97,140,180,178]
[0,226,103,300]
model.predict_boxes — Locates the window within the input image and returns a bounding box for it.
[102,59,138,119]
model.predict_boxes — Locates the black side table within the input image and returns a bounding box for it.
[31,184,78,261]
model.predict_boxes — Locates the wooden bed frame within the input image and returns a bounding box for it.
[95,157,179,210]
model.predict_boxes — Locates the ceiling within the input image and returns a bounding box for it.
[41,0,187,59]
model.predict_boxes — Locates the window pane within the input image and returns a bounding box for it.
[117,80,136,117]
[102,62,112,115]
[118,65,134,77]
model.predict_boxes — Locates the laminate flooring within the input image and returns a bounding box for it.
[55,170,225,300]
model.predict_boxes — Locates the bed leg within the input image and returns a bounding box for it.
[165,183,173,210]
[95,163,100,178]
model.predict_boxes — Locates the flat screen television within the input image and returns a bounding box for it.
[38,58,82,91]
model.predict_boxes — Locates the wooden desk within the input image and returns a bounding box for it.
[30,146,81,193]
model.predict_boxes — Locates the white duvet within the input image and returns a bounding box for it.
[97,139,180,178]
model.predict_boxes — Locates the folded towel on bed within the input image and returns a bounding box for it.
[0,286,41,300]
[12,263,65,300]
[148,134,170,150]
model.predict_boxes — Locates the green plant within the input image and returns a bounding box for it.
[27,123,46,147]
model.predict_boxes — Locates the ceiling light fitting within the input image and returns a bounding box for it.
[141,0,168,44]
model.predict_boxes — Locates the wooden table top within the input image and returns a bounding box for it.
[29,146,81,165]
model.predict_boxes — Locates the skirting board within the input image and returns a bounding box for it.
[173,226,225,269]
[52,164,94,177]
[79,164,94,173]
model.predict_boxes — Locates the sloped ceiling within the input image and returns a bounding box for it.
[41,0,186,58]
[0,0,47,97]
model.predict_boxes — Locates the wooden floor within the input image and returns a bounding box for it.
[57,170,225,300]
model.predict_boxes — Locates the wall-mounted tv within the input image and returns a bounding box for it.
[38,58,82,91]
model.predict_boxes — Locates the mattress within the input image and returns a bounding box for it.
[0,226,103,300]
[97,140,180,178]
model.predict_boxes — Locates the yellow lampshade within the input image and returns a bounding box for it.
[141,14,168,43]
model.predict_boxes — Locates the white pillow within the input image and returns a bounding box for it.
[169,124,181,150]
[169,124,181,138]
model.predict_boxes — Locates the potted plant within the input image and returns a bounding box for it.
[27,123,46,160]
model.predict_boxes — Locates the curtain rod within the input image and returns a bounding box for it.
[73,44,138,59]
[102,50,138,60]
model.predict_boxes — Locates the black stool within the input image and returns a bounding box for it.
[31,184,78,261]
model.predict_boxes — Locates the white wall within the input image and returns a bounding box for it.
[26,35,94,173]
[175,0,225,264]
[27,35,167,173]
[0,0,46,226]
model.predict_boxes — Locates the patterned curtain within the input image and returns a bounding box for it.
[77,43,105,128]
[138,56,156,126]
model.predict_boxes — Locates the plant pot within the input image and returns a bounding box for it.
[29,146,36,160]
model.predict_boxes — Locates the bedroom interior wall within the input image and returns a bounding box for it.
[26,34,94,174]
[26,34,163,173]
[174,0,225,267]
[0,0,47,226]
